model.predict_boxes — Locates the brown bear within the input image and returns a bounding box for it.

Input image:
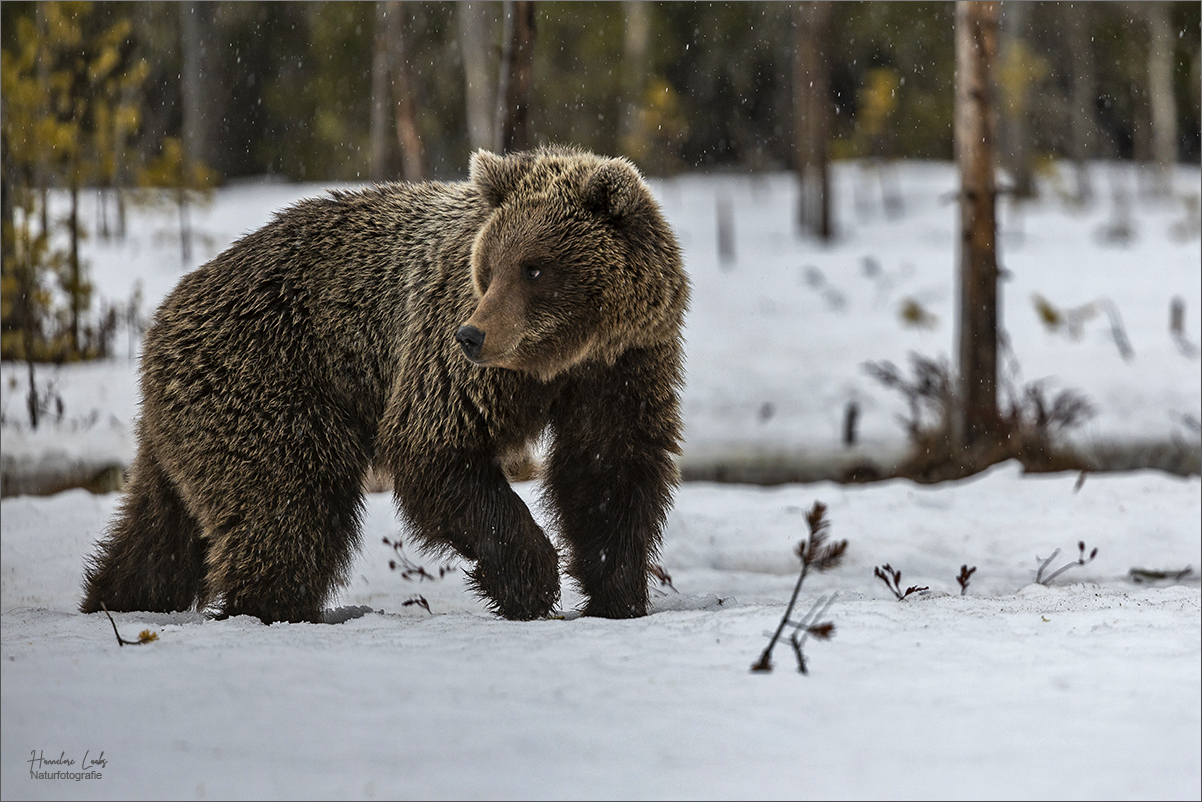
[79,145,690,623]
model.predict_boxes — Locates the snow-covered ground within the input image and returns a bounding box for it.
[2,463,1199,799]
[2,160,1200,799]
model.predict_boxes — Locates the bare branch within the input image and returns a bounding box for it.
[99,603,158,647]
[956,564,977,596]
[1037,541,1098,585]
[874,563,928,600]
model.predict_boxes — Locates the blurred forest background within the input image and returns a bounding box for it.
[2,0,1201,364]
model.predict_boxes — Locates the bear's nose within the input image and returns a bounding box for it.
[455,325,486,361]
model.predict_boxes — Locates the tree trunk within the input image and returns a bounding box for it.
[369,2,393,181]
[620,0,650,158]
[180,1,220,175]
[458,1,495,153]
[1145,0,1177,196]
[1,126,13,291]
[999,1,1033,199]
[35,1,50,238]
[793,1,833,241]
[386,1,424,182]
[954,0,1001,449]
[1063,2,1098,205]
[494,0,536,154]
[69,178,81,356]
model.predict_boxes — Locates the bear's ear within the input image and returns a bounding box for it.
[582,158,650,225]
[470,149,532,207]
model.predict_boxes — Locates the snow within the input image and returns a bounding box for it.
[2,160,1200,799]
[3,466,1200,799]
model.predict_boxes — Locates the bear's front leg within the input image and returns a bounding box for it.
[390,449,560,620]
[545,344,684,618]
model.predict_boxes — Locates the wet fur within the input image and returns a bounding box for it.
[80,146,689,623]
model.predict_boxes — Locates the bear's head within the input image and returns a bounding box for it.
[457,146,688,382]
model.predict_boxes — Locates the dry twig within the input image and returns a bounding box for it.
[99,603,158,647]
[956,564,977,596]
[874,563,928,600]
[1035,541,1098,585]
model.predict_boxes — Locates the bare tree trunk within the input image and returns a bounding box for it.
[370,2,392,181]
[1145,0,1177,196]
[954,0,1001,449]
[999,1,1033,199]
[494,0,536,154]
[181,1,220,174]
[177,180,191,265]
[458,1,495,153]
[386,1,424,182]
[793,1,833,241]
[35,1,50,238]
[69,177,81,356]
[620,0,650,157]
[1063,2,1098,205]
[179,1,220,265]
[1,127,13,290]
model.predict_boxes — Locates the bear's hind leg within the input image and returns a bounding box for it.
[80,446,208,615]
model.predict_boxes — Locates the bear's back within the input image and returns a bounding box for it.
[137,181,489,444]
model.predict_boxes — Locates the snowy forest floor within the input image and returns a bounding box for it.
[2,462,1200,800]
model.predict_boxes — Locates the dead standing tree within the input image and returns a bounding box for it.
[458,1,495,153]
[953,0,1002,449]
[793,1,834,241]
[1062,2,1099,205]
[369,2,392,180]
[619,0,650,159]
[179,1,219,264]
[1143,0,1178,198]
[368,2,424,182]
[494,0,536,154]
[387,1,424,182]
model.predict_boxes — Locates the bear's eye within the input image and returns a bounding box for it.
[522,264,542,281]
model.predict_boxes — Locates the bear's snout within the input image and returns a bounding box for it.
[456,324,486,362]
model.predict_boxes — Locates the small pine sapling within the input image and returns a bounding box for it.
[956,564,977,596]
[874,564,929,600]
[751,501,847,675]
[1035,541,1098,585]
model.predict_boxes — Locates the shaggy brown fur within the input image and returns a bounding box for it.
[80,146,690,623]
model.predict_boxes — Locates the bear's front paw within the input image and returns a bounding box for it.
[468,532,561,620]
